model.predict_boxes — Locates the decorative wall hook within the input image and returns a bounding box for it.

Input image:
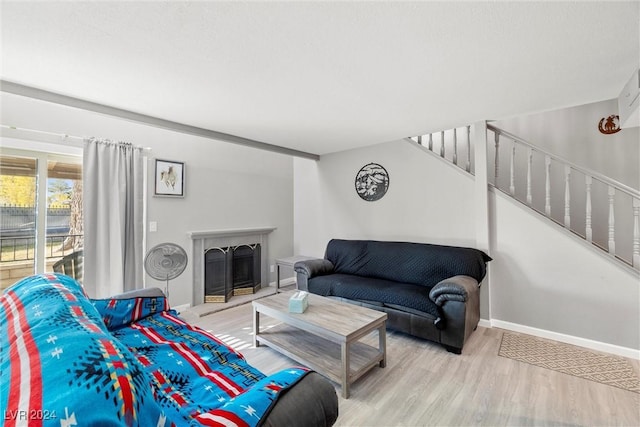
[598,115,621,135]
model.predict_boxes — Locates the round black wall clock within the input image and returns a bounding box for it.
[355,163,390,201]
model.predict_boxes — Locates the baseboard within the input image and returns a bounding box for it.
[478,319,492,328]
[482,318,639,360]
[268,277,296,288]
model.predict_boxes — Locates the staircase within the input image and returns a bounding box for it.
[410,123,640,273]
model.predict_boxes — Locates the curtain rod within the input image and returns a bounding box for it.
[1,79,320,161]
[0,124,152,151]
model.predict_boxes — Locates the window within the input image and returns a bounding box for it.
[0,148,82,290]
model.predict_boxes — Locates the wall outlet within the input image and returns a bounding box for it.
[149,221,157,232]
[270,265,275,273]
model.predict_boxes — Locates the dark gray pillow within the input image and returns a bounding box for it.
[109,287,165,300]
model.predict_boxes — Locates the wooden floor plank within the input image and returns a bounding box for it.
[191,302,640,427]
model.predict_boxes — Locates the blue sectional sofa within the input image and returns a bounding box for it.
[0,274,338,426]
[294,239,491,354]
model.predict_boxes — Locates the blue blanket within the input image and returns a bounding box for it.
[1,274,310,426]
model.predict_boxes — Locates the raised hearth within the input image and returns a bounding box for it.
[188,227,275,306]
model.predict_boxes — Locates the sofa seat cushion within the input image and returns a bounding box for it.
[308,273,440,319]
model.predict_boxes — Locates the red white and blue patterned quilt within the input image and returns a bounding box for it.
[1,274,310,426]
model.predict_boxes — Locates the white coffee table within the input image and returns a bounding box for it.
[253,291,387,398]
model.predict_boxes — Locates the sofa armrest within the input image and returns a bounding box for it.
[429,275,479,306]
[294,259,334,278]
[429,275,481,352]
[294,259,334,292]
[262,372,338,427]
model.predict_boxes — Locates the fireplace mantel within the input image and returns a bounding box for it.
[188,227,276,306]
[188,227,277,240]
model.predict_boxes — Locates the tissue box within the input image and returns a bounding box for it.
[288,291,309,313]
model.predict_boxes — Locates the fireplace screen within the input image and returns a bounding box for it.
[204,244,261,302]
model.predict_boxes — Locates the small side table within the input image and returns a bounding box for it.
[275,255,317,291]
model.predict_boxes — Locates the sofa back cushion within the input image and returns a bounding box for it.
[325,239,491,286]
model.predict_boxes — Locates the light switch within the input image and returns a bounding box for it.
[149,221,157,232]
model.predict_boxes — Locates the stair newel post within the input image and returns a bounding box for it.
[526,147,533,205]
[440,131,445,158]
[428,133,433,151]
[452,128,458,166]
[564,165,571,228]
[494,131,500,185]
[466,125,471,172]
[585,176,593,242]
[608,185,616,254]
[545,155,551,216]
[633,197,640,268]
[509,140,516,196]
[472,121,491,320]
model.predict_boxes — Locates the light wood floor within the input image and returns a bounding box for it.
[191,302,640,427]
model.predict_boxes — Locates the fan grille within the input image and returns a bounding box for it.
[144,243,188,281]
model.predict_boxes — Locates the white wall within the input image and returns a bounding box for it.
[489,189,639,351]
[494,98,640,190]
[0,93,295,307]
[142,135,293,308]
[294,139,477,257]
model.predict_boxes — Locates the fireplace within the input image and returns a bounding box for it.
[204,243,262,303]
[189,227,275,306]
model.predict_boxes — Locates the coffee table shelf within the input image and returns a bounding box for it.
[256,324,383,388]
[253,292,387,398]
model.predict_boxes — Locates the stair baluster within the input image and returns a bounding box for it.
[509,140,516,195]
[608,186,616,254]
[466,125,471,173]
[526,147,533,205]
[453,128,458,166]
[564,165,571,228]
[633,198,640,268]
[494,131,500,184]
[545,155,551,216]
[585,176,593,242]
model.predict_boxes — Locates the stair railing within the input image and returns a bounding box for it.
[410,124,640,272]
[487,124,640,271]
[411,125,474,174]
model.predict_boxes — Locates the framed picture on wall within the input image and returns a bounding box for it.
[154,159,185,197]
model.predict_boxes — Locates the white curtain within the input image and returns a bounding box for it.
[83,138,144,298]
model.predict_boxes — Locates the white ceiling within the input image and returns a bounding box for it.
[1,1,638,156]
